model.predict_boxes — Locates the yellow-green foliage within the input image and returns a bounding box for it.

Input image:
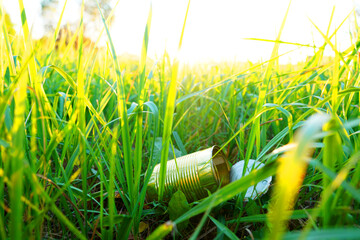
[1,1,360,239]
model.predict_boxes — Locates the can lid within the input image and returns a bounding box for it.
[211,146,230,187]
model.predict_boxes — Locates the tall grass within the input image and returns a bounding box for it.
[0,1,360,239]
[158,0,191,201]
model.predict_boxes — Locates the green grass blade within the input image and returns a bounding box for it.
[322,118,342,227]
[133,7,153,233]
[45,0,68,65]
[134,2,152,202]
[96,0,133,211]
[158,0,191,200]
[146,221,174,240]
[244,0,292,173]
[8,49,26,240]
[0,6,16,75]
[77,0,88,235]
[209,216,240,240]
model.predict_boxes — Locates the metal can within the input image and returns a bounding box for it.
[147,146,230,202]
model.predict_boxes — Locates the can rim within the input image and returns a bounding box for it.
[210,145,230,187]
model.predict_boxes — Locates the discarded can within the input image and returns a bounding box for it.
[147,146,230,202]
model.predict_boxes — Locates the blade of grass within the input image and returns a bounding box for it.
[8,41,27,240]
[265,114,330,240]
[0,5,16,75]
[134,3,152,214]
[108,126,118,239]
[209,216,240,240]
[77,0,88,235]
[96,0,134,215]
[308,18,350,73]
[189,200,214,240]
[158,0,191,200]
[243,38,317,48]
[146,221,174,240]
[244,0,291,174]
[322,118,342,227]
[45,0,68,65]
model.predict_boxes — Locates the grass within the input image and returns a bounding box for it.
[1,0,360,239]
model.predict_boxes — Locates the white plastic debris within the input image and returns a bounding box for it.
[230,159,272,201]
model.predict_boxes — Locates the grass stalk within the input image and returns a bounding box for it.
[244,0,291,174]
[158,0,191,201]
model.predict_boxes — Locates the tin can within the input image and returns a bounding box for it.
[147,146,230,202]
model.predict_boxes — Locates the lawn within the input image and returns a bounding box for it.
[1,0,360,239]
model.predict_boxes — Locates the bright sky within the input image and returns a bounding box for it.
[2,0,360,64]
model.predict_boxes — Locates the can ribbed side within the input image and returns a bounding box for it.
[146,146,230,202]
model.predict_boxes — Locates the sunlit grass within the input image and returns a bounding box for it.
[0,0,360,239]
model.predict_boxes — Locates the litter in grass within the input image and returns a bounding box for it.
[147,146,230,202]
[147,146,272,202]
[230,159,272,200]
